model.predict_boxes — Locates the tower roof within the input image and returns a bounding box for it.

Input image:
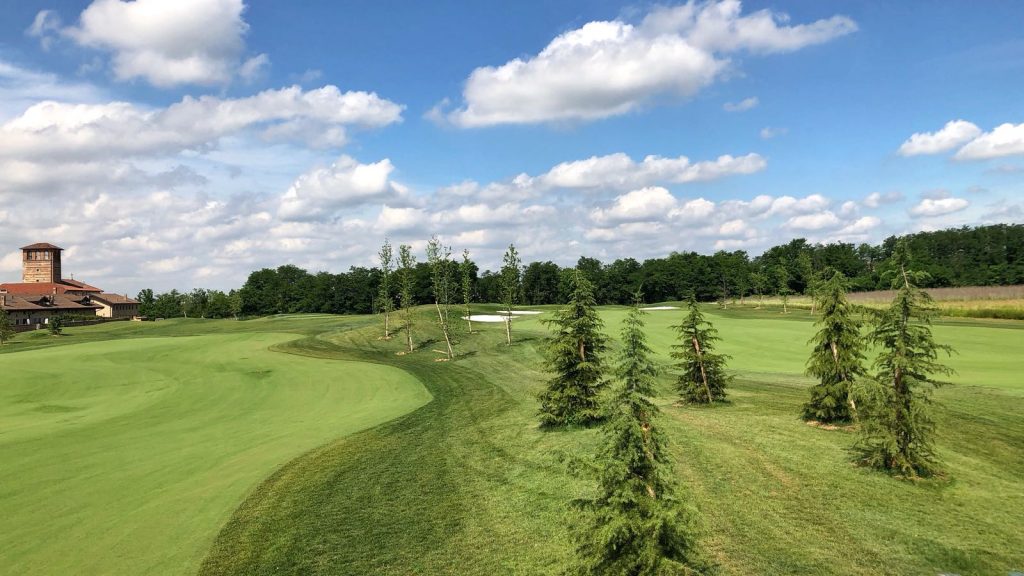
[21,242,63,251]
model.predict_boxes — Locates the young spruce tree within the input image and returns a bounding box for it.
[572,295,706,576]
[499,243,522,346]
[672,296,730,404]
[397,243,416,353]
[378,238,394,339]
[538,269,607,427]
[426,236,455,360]
[853,240,953,478]
[802,270,865,424]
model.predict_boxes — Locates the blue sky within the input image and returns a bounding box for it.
[0,0,1022,292]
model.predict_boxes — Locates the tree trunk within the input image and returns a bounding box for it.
[465,303,472,333]
[435,301,453,359]
[504,312,512,345]
[692,335,713,403]
[384,310,390,339]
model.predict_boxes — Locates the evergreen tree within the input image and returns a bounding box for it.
[397,244,416,353]
[853,239,953,477]
[803,270,865,423]
[672,296,730,403]
[378,239,394,339]
[48,314,64,336]
[538,269,608,426]
[572,295,706,576]
[499,243,522,346]
[427,236,454,360]
[461,249,474,333]
[0,308,15,346]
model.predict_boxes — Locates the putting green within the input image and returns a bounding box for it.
[0,332,431,575]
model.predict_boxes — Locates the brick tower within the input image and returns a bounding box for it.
[21,243,63,283]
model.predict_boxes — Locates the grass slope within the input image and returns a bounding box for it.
[201,306,1024,575]
[0,321,430,575]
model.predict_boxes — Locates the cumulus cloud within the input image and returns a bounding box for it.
[784,210,841,230]
[53,0,257,87]
[0,85,403,162]
[444,0,855,126]
[955,122,1024,160]
[898,120,981,156]
[909,197,969,217]
[760,126,787,139]
[723,96,758,112]
[537,152,766,190]
[278,156,410,221]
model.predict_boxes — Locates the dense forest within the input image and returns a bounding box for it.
[138,224,1024,318]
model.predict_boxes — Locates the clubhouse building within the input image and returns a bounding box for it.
[0,243,139,328]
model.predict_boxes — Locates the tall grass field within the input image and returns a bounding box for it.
[1,307,1022,575]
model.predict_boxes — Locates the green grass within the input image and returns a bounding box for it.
[2,308,1023,575]
[0,319,431,575]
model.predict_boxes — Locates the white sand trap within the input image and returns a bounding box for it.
[463,314,513,323]
[496,310,543,315]
[640,306,680,311]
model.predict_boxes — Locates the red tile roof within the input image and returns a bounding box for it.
[1,293,100,312]
[20,243,63,250]
[0,281,102,294]
[60,278,103,291]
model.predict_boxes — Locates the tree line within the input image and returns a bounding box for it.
[226,224,1022,317]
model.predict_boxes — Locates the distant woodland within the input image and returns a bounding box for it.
[137,224,1024,318]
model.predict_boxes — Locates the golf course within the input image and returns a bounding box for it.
[1,306,1022,575]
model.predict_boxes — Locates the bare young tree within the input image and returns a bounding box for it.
[499,243,522,346]
[461,249,474,334]
[378,238,394,339]
[398,243,416,353]
[427,236,455,360]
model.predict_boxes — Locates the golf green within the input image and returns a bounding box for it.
[0,332,431,575]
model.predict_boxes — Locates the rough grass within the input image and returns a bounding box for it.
[2,308,1022,575]
[751,285,1024,320]
[200,304,1024,575]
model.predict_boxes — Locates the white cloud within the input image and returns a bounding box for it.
[239,53,270,83]
[278,156,409,221]
[909,197,969,217]
[784,210,841,230]
[898,119,981,156]
[863,191,903,208]
[837,216,881,236]
[444,0,855,126]
[59,0,255,87]
[0,85,403,162]
[537,152,765,190]
[591,187,679,224]
[955,122,1024,160]
[723,96,758,112]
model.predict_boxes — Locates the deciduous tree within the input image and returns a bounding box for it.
[398,244,416,353]
[538,269,608,426]
[853,240,953,477]
[571,295,706,575]
[378,239,394,339]
[672,296,730,403]
[461,249,474,333]
[803,270,865,423]
[500,243,522,346]
[427,236,454,360]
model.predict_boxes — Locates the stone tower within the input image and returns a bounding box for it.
[21,243,63,283]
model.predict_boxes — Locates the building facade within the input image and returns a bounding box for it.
[1,243,140,328]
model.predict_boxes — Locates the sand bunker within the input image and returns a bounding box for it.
[495,310,543,315]
[640,306,680,311]
[463,315,513,323]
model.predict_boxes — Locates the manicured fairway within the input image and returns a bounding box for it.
[0,331,430,575]
[2,307,1022,575]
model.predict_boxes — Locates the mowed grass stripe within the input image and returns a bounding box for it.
[0,331,431,576]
